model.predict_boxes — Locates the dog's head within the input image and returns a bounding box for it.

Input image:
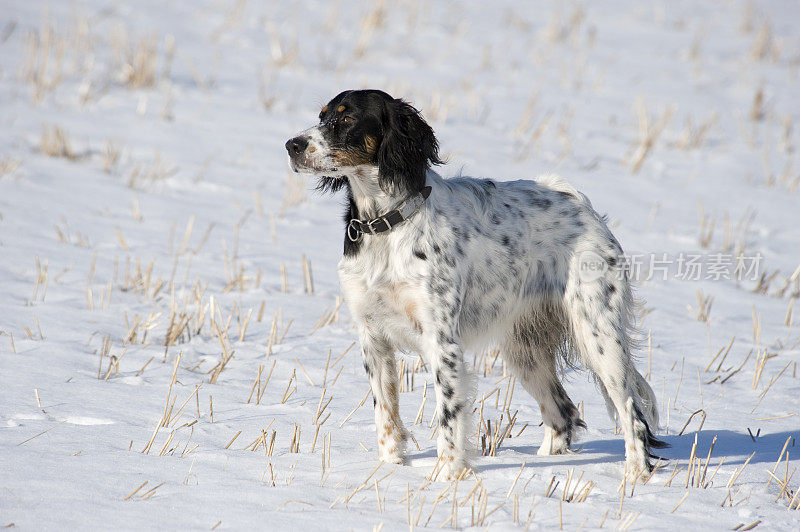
[285,90,441,195]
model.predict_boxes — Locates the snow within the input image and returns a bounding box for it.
[1,0,799,529]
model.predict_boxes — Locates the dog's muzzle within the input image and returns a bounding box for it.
[285,136,309,163]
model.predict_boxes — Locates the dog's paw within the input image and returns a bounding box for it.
[378,451,404,465]
[431,451,470,481]
[443,463,471,481]
[537,429,570,456]
[624,458,652,484]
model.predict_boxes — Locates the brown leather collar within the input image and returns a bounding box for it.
[347,186,432,242]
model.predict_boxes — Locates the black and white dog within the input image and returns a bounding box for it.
[286,89,665,480]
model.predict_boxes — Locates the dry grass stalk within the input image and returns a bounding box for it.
[697,203,715,248]
[512,92,538,139]
[124,481,148,501]
[289,424,301,453]
[321,349,333,389]
[40,124,78,159]
[414,382,428,425]
[560,469,595,503]
[54,217,90,247]
[704,336,735,372]
[340,387,371,427]
[208,317,234,384]
[265,20,297,67]
[312,388,333,426]
[750,361,792,412]
[210,0,247,40]
[675,113,718,150]
[688,291,713,322]
[354,0,386,58]
[780,114,794,153]
[618,511,641,530]
[543,475,560,499]
[678,409,706,435]
[329,341,357,369]
[718,349,753,385]
[504,462,526,500]
[236,308,253,342]
[95,334,112,378]
[0,156,22,179]
[767,460,798,506]
[628,98,675,173]
[224,430,242,449]
[280,370,297,404]
[17,420,66,446]
[258,71,276,110]
[310,298,343,334]
[271,313,291,342]
[0,331,16,353]
[513,110,553,162]
[128,151,178,189]
[222,241,252,293]
[102,140,122,173]
[750,86,765,121]
[685,433,699,488]
[102,347,128,380]
[247,365,264,403]
[751,270,780,295]
[343,462,384,505]
[141,353,182,454]
[750,347,774,390]
[480,410,517,456]
[302,254,314,295]
[740,2,756,33]
[135,356,153,376]
[167,384,201,427]
[281,263,289,293]
[750,22,778,61]
[266,311,278,355]
[295,357,315,386]
[21,21,71,104]
[668,489,690,514]
[112,28,161,88]
[766,436,793,488]
[541,4,585,47]
[32,256,49,303]
[726,451,756,488]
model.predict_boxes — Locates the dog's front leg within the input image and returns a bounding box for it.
[359,329,408,464]
[428,333,470,480]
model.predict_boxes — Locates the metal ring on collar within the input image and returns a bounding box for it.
[347,220,362,242]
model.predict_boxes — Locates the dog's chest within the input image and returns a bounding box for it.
[338,245,429,346]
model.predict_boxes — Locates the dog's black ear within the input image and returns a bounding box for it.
[378,98,442,193]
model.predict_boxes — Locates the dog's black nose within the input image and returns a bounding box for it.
[285,136,308,156]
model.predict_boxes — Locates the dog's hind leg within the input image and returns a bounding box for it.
[503,333,584,455]
[359,329,408,464]
[565,260,665,480]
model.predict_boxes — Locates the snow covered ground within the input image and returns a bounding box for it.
[1,0,799,529]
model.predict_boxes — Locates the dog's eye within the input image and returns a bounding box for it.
[342,115,355,124]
